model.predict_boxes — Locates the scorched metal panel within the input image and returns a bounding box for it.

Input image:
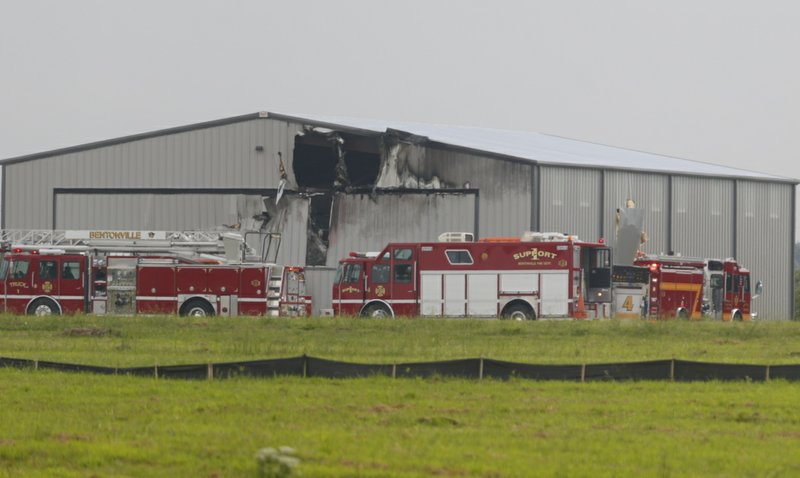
[326,192,477,268]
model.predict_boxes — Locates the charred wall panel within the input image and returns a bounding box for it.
[603,171,669,255]
[418,149,532,238]
[671,176,734,259]
[326,192,477,268]
[736,181,792,319]
[539,167,601,241]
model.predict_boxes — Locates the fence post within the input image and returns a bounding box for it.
[207,363,214,380]
[154,363,159,379]
[34,359,38,371]
[302,355,307,378]
[479,357,484,380]
[580,363,586,383]
[392,363,396,379]
[765,364,770,382]
[670,358,675,381]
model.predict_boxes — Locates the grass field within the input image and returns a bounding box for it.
[2,316,800,477]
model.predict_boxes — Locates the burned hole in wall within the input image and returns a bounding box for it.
[305,195,334,266]
[293,141,338,189]
[293,132,381,189]
[344,150,380,187]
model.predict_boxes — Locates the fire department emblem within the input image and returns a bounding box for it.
[558,259,567,267]
[251,279,261,287]
[375,285,386,297]
[42,281,53,293]
[481,253,489,261]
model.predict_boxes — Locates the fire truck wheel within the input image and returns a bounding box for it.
[361,303,392,318]
[677,309,690,320]
[27,298,60,316]
[502,303,535,321]
[180,299,215,317]
[732,311,743,321]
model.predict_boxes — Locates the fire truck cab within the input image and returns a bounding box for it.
[332,232,612,320]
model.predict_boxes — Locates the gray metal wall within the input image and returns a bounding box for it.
[422,149,532,238]
[4,118,303,229]
[736,180,793,319]
[671,176,735,259]
[539,166,602,241]
[603,171,669,254]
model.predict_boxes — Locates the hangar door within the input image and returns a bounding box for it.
[54,192,310,266]
[325,191,477,268]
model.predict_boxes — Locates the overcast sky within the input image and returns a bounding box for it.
[1,0,798,236]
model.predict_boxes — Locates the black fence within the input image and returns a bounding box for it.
[3,355,799,382]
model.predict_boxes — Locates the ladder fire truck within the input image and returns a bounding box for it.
[0,230,311,317]
[633,255,760,321]
[332,232,613,320]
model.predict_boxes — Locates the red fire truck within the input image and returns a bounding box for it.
[633,255,758,321]
[332,232,613,320]
[0,230,311,317]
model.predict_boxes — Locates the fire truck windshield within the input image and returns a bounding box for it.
[10,259,29,279]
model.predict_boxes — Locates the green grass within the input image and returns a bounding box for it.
[3,316,800,477]
[2,315,800,366]
[2,370,800,477]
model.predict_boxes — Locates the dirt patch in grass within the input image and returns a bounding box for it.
[62,328,118,337]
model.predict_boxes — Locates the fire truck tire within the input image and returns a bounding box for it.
[502,303,535,321]
[361,303,393,318]
[180,299,215,317]
[677,308,690,320]
[27,298,61,316]
[732,310,743,321]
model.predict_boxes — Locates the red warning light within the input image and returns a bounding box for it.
[649,263,659,272]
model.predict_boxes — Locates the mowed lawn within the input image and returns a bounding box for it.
[2,316,800,477]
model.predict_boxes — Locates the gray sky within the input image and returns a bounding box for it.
[1,0,798,236]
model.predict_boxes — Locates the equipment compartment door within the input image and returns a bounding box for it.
[467,273,497,316]
[444,274,466,316]
[420,273,443,316]
[540,272,569,317]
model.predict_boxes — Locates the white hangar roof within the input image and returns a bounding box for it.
[1,110,796,183]
[272,112,796,183]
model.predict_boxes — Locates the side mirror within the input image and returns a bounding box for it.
[754,280,763,297]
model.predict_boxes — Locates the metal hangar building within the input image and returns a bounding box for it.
[1,112,796,317]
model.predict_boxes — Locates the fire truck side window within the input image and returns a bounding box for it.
[743,276,750,293]
[445,250,473,265]
[334,265,343,284]
[394,264,413,283]
[725,274,733,292]
[393,248,413,260]
[11,260,30,279]
[62,261,81,280]
[0,259,8,280]
[343,264,362,284]
[372,264,390,284]
[39,261,57,280]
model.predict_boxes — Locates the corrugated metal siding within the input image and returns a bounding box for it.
[736,181,792,319]
[603,171,669,255]
[3,118,304,229]
[671,176,734,259]
[326,192,476,268]
[304,267,336,314]
[55,193,242,230]
[539,167,601,241]
[268,196,309,266]
[419,149,532,238]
